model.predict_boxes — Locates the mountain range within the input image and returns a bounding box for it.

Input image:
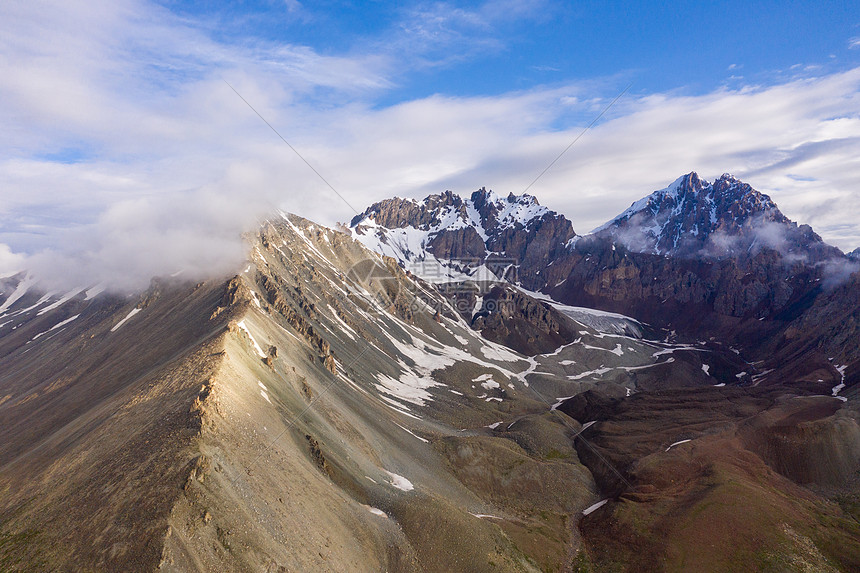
[1,173,858,572]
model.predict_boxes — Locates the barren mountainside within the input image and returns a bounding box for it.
[1,175,859,572]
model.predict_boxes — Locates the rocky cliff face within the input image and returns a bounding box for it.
[350,188,574,284]
[547,234,827,322]
[471,284,578,355]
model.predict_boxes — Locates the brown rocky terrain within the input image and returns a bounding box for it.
[1,215,617,572]
[560,387,860,572]
[2,174,859,572]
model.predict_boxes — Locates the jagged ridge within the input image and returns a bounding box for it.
[593,172,839,261]
[350,188,574,284]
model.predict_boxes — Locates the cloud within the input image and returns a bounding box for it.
[385,0,551,68]
[24,182,265,292]
[0,0,394,290]
[0,244,26,278]
[3,0,860,293]
[502,70,860,248]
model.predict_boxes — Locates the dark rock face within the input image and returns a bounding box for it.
[763,268,860,377]
[490,214,575,290]
[351,190,465,230]
[471,285,577,355]
[427,226,486,260]
[351,187,575,277]
[548,235,828,323]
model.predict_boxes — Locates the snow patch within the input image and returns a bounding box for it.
[236,320,267,358]
[384,470,414,492]
[479,339,523,362]
[665,439,691,452]
[582,499,608,516]
[0,275,37,315]
[833,365,848,401]
[111,308,141,332]
[31,314,80,340]
[37,288,84,316]
[470,513,503,519]
[84,285,105,300]
[551,395,575,411]
[474,374,500,390]
[568,366,612,380]
[394,422,429,443]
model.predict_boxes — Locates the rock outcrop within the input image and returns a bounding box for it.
[471,285,578,355]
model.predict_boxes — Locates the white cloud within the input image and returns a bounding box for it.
[284,0,302,13]
[387,0,551,68]
[0,244,26,278]
[3,0,860,293]
[313,69,860,252]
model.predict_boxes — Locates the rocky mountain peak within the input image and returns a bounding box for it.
[592,172,826,259]
[349,188,574,284]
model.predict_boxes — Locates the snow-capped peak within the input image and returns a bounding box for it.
[590,172,827,259]
[349,188,573,283]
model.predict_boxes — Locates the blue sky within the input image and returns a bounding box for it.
[2,0,860,288]
[166,1,860,97]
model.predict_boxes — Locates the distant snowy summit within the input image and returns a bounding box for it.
[349,188,574,283]
[593,172,840,262]
[348,173,856,327]
[349,173,846,283]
